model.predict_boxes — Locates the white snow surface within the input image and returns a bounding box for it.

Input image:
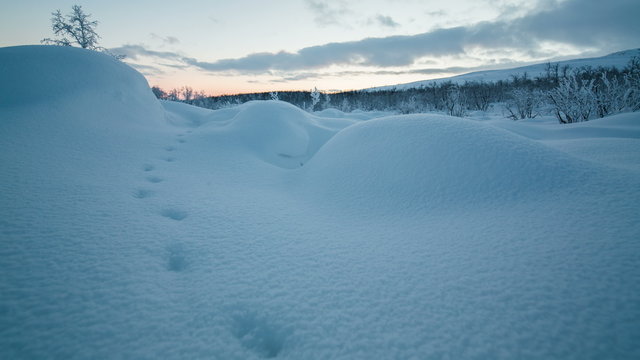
[1,46,640,359]
[370,48,640,91]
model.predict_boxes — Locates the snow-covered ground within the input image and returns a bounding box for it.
[1,46,639,359]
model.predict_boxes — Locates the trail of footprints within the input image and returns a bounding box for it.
[132,133,192,274]
[134,134,189,221]
[135,135,189,216]
[133,133,289,356]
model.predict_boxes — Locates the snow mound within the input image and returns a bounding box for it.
[219,101,353,168]
[302,114,596,211]
[161,99,217,127]
[0,45,163,127]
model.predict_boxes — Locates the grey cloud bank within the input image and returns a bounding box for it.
[115,0,640,76]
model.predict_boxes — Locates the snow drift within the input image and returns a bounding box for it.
[0,45,163,125]
[300,114,604,212]
[220,101,352,168]
[1,45,639,359]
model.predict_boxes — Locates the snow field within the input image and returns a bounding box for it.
[1,46,639,359]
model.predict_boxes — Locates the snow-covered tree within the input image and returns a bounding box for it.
[42,5,101,50]
[625,58,640,111]
[41,5,124,59]
[310,87,321,111]
[340,98,352,112]
[270,91,279,101]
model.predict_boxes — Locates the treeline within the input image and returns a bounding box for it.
[152,58,640,123]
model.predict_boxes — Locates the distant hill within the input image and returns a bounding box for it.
[368,48,640,91]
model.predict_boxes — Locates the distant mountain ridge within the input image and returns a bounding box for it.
[367,48,640,91]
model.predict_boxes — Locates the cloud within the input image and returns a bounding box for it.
[305,0,352,26]
[514,0,640,48]
[183,0,640,74]
[183,27,467,72]
[126,63,167,77]
[426,10,447,17]
[109,44,182,61]
[115,0,639,84]
[109,44,186,77]
[273,63,526,82]
[150,33,180,45]
[372,14,399,28]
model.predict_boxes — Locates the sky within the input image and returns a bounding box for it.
[1,0,639,95]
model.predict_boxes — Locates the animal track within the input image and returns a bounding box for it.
[177,139,186,143]
[164,157,176,162]
[143,164,155,172]
[160,208,188,221]
[164,145,176,152]
[231,310,287,358]
[146,175,164,183]
[166,244,187,272]
[132,189,153,199]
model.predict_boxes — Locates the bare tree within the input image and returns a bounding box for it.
[151,86,168,99]
[181,86,194,102]
[42,5,100,49]
[167,88,180,101]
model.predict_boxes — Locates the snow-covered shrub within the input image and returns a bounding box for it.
[547,60,640,124]
[622,57,640,111]
[594,74,616,118]
[548,72,596,123]
[398,96,419,114]
[505,88,543,120]
[444,86,467,117]
[464,81,495,111]
[591,71,638,118]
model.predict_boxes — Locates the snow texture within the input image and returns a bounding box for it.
[1,46,640,359]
